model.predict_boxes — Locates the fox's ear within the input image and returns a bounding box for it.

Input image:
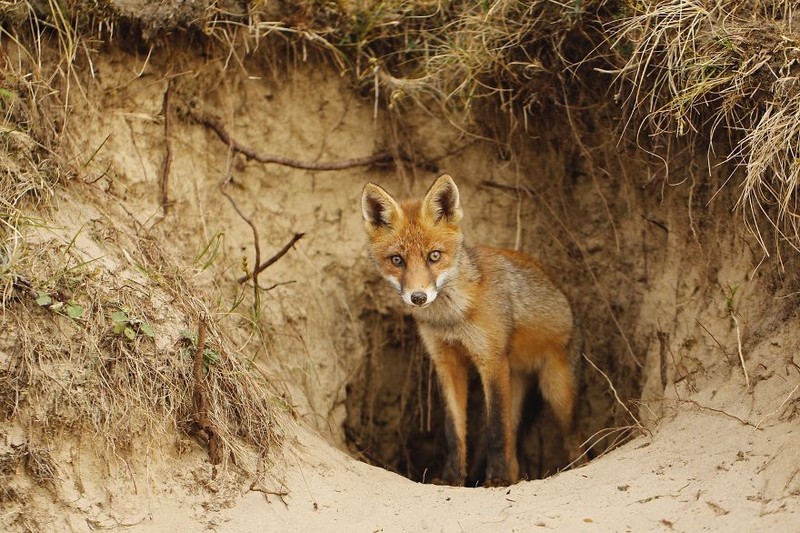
[362,183,402,231]
[422,174,462,224]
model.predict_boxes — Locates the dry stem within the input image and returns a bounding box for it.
[219,174,260,308]
[731,313,750,388]
[190,317,222,464]
[192,111,393,170]
[583,352,643,428]
[160,79,175,214]
[756,383,800,429]
[237,233,305,285]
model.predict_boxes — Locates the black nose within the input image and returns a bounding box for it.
[410,292,427,306]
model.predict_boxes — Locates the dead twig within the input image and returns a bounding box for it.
[731,313,750,388]
[218,172,303,289]
[193,111,393,170]
[680,399,758,428]
[237,232,305,285]
[756,383,800,429]
[160,79,174,214]
[250,480,290,507]
[568,425,640,469]
[583,351,643,428]
[219,176,262,308]
[189,317,222,464]
[696,320,728,355]
[260,280,297,292]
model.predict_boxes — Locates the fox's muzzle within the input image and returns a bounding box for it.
[410,291,428,306]
[399,267,455,308]
[402,287,438,308]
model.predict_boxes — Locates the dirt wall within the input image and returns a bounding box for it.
[3,30,799,515]
[2,2,799,528]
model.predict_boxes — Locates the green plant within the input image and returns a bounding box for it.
[724,284,739,315]
[180,329,221,369]
[0,87,15,102]
[111,309,154,340]
[35,293,84,319]
[193,231,224,272]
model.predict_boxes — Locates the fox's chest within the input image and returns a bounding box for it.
[413,298,495,361]
[412,288,469,330]
[440,322,492,361]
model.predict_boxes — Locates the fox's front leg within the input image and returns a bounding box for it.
[479,355,516,486]
[427,341,469,486]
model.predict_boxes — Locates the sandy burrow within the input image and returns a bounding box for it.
[129,369,799,533]
[8,44,796,533]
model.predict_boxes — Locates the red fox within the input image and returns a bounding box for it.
[361,174,582,486]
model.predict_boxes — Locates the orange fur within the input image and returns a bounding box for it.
[362,174,582,486]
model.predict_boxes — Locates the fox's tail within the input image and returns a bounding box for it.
[568,316,586,369]
[567,316,595,463]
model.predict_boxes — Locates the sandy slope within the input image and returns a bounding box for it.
[121,355,799,533]
[137,393,798,532]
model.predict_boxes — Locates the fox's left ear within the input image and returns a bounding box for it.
[422,174,462,224]
[362,182,403,231]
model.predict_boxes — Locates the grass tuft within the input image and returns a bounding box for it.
[0,1,287,486]
[612,0,800,253]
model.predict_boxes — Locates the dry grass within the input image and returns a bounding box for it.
[734,77,800,255]
[0,212,287,472]
[208,0,800,254]
[0,2,287,490]
[142,0,608,131]
[339,0,607,132]
[0,113,58,306]
[611,0,800,254]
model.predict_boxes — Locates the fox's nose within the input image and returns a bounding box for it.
[410,291,428,306]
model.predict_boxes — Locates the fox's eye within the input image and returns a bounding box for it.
[390,255,405,267]
[428,250,441,263]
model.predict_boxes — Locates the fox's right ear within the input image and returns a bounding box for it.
[422,174,462,225]
[362,183,402,231]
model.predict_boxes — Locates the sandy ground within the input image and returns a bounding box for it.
[137,381,799,532]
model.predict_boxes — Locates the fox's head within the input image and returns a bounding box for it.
[361,174,464,308]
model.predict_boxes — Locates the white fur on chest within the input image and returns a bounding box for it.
[413,288,492,359]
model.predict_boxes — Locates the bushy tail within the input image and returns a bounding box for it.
[568,315,586,369]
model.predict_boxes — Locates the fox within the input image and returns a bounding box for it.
[361,174,583,487]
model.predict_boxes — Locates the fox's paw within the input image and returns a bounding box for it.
[484,477,511,488]
[438,462,466,486]
[430,475,465,487]
[485,456,515,487]
[565,434,590,467]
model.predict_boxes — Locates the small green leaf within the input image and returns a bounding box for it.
[113,322,127,335]
[180,329,197,343]
[0,88,15,100]
[66,303,84,319]
[203,348,220,366]
[123,327,136,340]
[139,322,155,338]
[111,310,128,324]
[36,294,53,306]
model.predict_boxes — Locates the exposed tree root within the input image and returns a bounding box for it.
[237,232,305,285]
[189,318,222,465]
[160,80,175,215]
[191,111,394,170]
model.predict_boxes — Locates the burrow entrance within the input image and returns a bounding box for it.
[344,307,639,485]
